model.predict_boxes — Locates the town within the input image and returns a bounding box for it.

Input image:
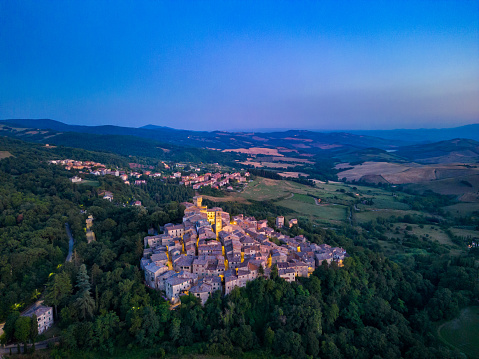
[50,159,250,192]
[141,196,347,305]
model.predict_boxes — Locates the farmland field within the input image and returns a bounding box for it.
[450,227,479,240]
[238,177,420,225]
[443,202,479,217]
[438,306,479,358]
[277,198,348,224]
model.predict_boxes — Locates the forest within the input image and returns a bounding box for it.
[0,137,477,358]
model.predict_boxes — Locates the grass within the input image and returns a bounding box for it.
[363,196,410,210]
[241,178,309,201]
[290,193,315,204]
[450,227,479,240]
[377,238,429,259]
[443,202,479,217]
[438,306,479,358]
[276,198,348,225]
[384,223,455,246]
[238,177,421,226]
[40,323,62,340]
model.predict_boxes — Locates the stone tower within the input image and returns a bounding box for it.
[215,212,222,237]
[193,196,202,208]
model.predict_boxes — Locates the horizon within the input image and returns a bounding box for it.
[1,1,479,131]
[2,117,479,134]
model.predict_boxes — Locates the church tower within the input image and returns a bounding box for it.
[215,212,222,238]
[193,196,202,208]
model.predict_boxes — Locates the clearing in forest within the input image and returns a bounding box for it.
[0,151,13,159]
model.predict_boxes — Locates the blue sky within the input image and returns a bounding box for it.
[1,1,478,131]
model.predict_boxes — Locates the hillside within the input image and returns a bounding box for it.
[0,122,244,165]
[351,124,479,143]
[333,147,408,164]
[395,138,479,164]
[0,119,409,151]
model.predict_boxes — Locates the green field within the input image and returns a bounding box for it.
[444,202,479,217]
[451,227,479,238]
[384,223,454,246]
[238,177,421,226]
[289,193,316,204]
[438,306,479,358]
[377,239,429,260]
[277,199,348,225]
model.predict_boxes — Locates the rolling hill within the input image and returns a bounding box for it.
[395,138,479,164]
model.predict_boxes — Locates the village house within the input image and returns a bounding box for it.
[173,255,195,272]
[164,223,185,237]
[103,191,113,201]
[144,262,167,288]
[189,282,213,305]
[165,271,198,302]
[21,304,54,334]
[276,216,285,228]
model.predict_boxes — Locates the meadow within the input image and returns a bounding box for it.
[438,306,479,358]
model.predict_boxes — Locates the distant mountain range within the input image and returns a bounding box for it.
[0,118,422,150]
[350,124,479,143]
[1,119,479,164]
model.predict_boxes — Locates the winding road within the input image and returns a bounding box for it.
[65,223,74,262]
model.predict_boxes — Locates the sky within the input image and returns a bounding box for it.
[1,1,478,131]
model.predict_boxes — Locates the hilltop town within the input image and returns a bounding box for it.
[141,196,347,305]
[50,159,249,192]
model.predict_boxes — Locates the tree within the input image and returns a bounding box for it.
[2,311,20,343]
[270,264,279,280]
[93,311,119,354]
[45,272,72,318]
[76,264,91,292]
[30,314,38,352]
[4,215,16,227]
[14,316,31,353]
[264,327,274,347]
[258,264,264,275]
[75,290,95,320]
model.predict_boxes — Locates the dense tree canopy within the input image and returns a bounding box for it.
[0,137,476,358]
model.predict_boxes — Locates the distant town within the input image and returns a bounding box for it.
[49,159,250,193]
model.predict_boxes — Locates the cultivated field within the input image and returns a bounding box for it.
[443,202,479,217]
[238,177,418,226]
[240,161,296,169]
[223,147,283,156]
[338,161,479,190]
[278,171,309,178]
[277,198,348,225]
[406,174,479,201]
[201,195,251,204]
[450,227,479,240]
